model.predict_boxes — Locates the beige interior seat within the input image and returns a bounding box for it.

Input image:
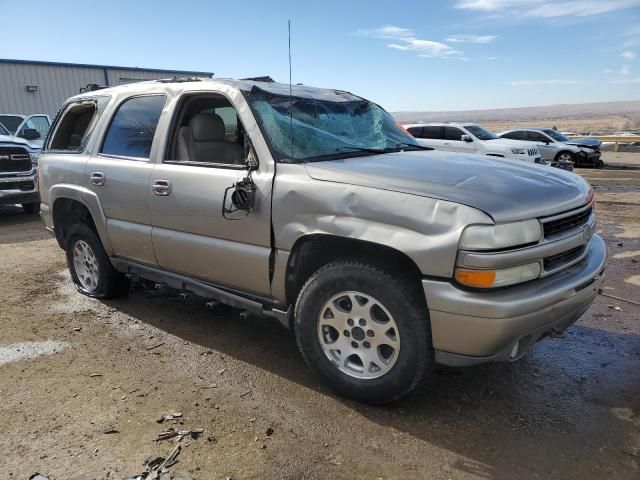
[176,113,244,164]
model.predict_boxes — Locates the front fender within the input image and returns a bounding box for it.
[272,164,492,280]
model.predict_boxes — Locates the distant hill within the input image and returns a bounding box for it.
[393,100,640,124]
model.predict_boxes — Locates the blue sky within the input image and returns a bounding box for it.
[2,0,640,111]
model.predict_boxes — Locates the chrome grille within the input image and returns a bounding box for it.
[542,206,592,237]
[0,147,31,172]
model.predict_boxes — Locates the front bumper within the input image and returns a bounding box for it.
[0,170,39,206]
[423,234,607,367]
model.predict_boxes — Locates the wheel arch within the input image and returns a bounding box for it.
[50,185,112,254]
[283,234,424,308]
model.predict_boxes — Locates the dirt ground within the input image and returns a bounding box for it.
[1,157,639,480]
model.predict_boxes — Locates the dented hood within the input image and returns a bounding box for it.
[305,150,591,222]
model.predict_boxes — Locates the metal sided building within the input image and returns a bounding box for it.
[0,58,213,118]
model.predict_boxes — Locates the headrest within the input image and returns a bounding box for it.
[189,113,225,142]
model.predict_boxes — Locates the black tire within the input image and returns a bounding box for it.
[555,151,576,165]
[22,202,40,214]
[595,159,605,168]
[294,260,432,404]
[65,223,129,299]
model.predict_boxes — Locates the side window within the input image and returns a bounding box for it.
[502,131,524,141]
[48,98,109,151]
[421,126,442,139]
[20,116,50,139]
[526,132,549,143]
[444,127,464,141]
[101,95,165,159]
[407,127,423,138]
[167,94,247,166]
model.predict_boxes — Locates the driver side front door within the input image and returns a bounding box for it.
[149,94,274,297]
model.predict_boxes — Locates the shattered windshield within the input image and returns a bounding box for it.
[247,89,421,162]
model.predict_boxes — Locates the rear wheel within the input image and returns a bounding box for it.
[22,203,39,214]
[294,260,432,404]
[65,223,128,298]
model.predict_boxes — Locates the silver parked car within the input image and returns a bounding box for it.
[499,128,603,168]
[38,79,606,403]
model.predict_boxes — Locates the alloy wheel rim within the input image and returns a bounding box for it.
[317,291,400,380]
[73,240,99,292]
[559,153,572,161]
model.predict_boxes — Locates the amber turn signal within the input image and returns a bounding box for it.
[455,269,497,288]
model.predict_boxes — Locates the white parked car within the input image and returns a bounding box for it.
[404,123,541,164]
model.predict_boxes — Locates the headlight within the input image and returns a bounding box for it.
[29,152,39,166]
[511,148,526,154]
[459,219,542,251]
[455,263,541,288]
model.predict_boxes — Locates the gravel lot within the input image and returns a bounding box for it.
[1,155,638,479]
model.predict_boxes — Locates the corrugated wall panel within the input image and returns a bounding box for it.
[0,63,210,119]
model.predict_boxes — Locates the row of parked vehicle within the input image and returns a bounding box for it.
[0,113,51,213]
[403,122,604,170]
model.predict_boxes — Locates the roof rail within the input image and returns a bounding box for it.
[79,83,107,93]
[156,76,204,83]
[241,76,275,83]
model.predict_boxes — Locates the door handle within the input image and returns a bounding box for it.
[89,172,105,186]
[152,179,172,196]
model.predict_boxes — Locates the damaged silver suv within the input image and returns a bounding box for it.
[38,78,606,403]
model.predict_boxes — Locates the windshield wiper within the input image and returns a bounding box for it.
[394,142,433,151]
[335,146,390,154]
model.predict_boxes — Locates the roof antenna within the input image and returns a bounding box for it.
[288,19,294,160]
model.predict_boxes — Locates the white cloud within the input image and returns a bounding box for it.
[456,0,640,17]
[357,25,462,58]
[603,68,614,73]
[621,51,636,60]
[610,77,640,83]
[619,65,632,75]
[446,34,497,43]
[509,79,583,86]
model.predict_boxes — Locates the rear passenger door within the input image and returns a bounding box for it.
[84,94,166,265]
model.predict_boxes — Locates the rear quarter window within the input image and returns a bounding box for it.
[47,97,110,152]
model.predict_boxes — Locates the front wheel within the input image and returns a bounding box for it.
[556,151,575,164]
[65,223,129,299]
[294,260,432,404]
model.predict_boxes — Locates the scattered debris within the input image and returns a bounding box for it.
[73,327,82,332]
[129,445,182,479]
[600,291,640,307]
[156,426,203,442]
[89,373,103,377]
[157,412,183,423]
[146,342,165,351]
[622,447,640,457]
[29,474,49,480]
[607,305,624,312]
[260,443,267,449]
[156,428,179,442]
[239,390,252,398]
[218,368,226,375]
[101,425,118,434]
[265,427,274,437]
